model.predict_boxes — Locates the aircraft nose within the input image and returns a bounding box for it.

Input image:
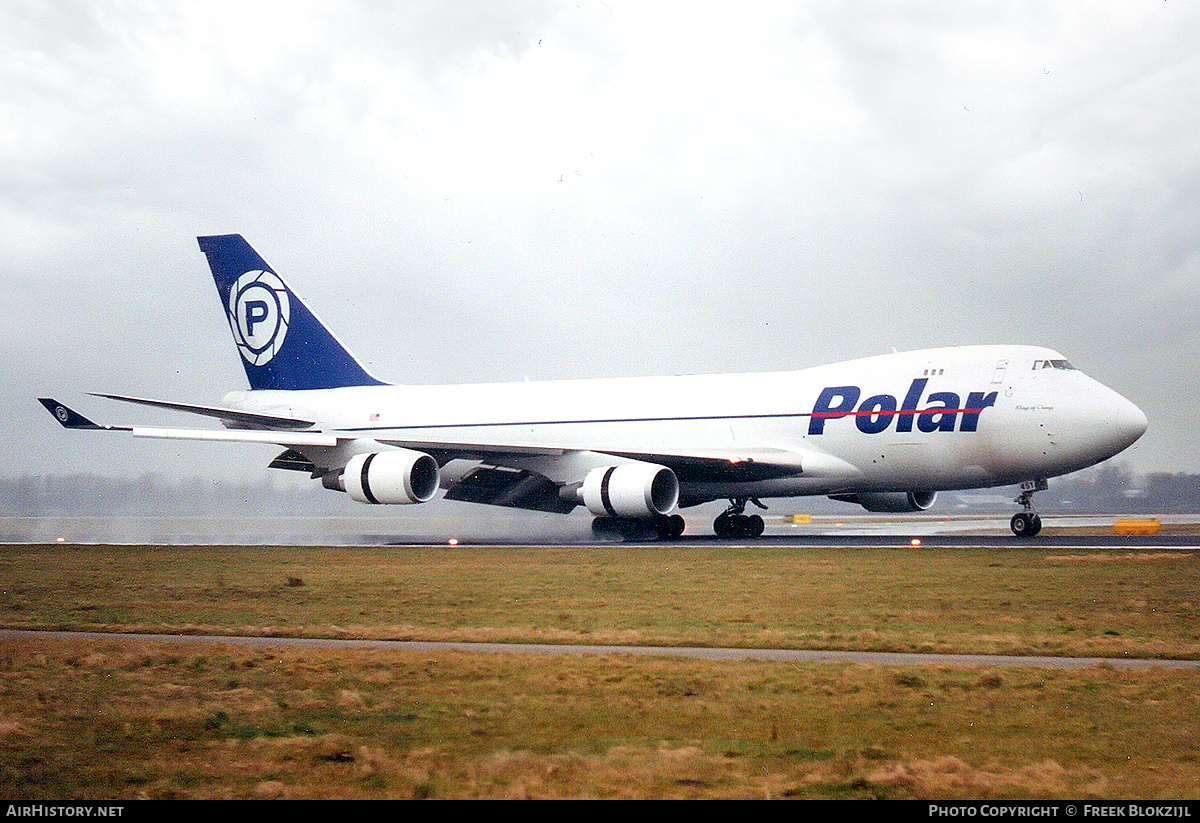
[1112,395,1148,451]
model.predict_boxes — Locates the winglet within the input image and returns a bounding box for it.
[38,399,125,431]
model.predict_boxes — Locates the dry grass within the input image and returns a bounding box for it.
[2,636,1198,800]
[2,543,1198,659]
[2,542,1198,799]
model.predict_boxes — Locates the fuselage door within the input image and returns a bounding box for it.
[990,359,1009,385]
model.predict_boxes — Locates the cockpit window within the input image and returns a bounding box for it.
[1032,359,1077,371]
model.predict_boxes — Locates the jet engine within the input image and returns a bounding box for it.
[580,464,679,519]
[834,491,937,513]
[343,449,440,505]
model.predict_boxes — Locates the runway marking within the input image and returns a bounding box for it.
[3,629,1197,670]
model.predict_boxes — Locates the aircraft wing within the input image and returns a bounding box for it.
[43,396,822,481]
[371,434,812,482]
[88,393,316,429]
[38,399,339,448]
[599,446,808,482]
[429,442,854,514]
[40,397,854,513]
[374,437,567,463]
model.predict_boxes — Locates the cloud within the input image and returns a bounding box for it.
[3,0,1197,483]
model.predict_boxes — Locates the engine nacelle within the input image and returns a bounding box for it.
[580,464,679,519]
[838,491,937,513]
[344,449,440,505]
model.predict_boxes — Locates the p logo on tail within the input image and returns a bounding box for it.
[198,234,386,391]
[228,270,291,366]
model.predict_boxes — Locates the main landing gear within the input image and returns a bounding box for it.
[592,513,685,541]
[713,498,766,539]
[1010,479,1047,538]
[591,501,770,542]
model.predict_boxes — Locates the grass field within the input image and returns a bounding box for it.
[1,542,1198,799]
[3,543,1198,657]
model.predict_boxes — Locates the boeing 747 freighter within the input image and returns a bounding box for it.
[41,235,1147,539]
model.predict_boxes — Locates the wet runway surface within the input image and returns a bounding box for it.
[6,512,1198,547]
[357,513,1200,549]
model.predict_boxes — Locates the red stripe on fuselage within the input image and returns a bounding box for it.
[811,407,990,418]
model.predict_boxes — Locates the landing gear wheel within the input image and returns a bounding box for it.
[656,514,686,540]
[1011,480,1047,538]
[1010,512,1042,538]
[592,516,644,541]
[746,513,765,537]
[594,514,685,541]
[713,509,765,539]
[714,513,734,539]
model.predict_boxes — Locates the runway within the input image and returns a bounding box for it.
[6,512,1197,548]
[400,512,1200,549]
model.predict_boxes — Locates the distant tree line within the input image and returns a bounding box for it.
[0,473,343,517]
[1,464,1198,517]
[1044,465,1200,513]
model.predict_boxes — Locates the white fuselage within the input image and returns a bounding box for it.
[221,344,1147,507]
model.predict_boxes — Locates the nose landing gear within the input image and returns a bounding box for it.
[1010,479,1047,538]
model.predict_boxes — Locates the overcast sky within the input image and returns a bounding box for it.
[4,0,1198,488]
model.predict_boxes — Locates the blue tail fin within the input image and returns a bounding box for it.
[197,234,387,391]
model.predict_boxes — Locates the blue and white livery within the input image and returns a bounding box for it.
[40,234,1148,539]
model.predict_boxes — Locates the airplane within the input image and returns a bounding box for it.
[40,234,1148,540]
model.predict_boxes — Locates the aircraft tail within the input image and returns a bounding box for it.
[197,234,387,391]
